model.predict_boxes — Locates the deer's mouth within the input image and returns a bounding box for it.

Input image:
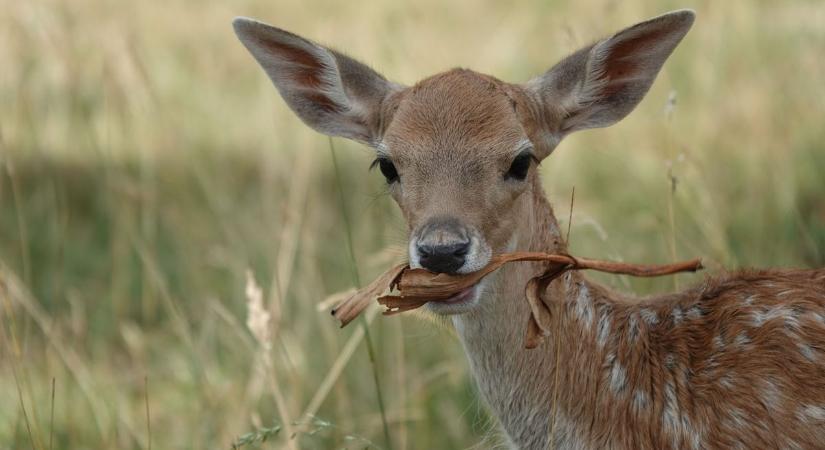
[426,282,482,315]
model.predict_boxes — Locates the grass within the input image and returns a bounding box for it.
[1,0,824,448]
[329,138,394,450]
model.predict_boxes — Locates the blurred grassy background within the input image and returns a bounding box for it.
[1,0,824,448]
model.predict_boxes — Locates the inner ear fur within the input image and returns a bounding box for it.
[233,17,403,146]
[525,10,695,150]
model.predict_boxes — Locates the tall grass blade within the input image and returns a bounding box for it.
[328,138,394,450]
[49,378,55,450]
[13,365,37,450]
[144,376,151,450]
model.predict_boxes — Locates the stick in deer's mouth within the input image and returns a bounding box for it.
[331,252,703,348]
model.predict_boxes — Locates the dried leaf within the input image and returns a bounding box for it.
[331,263,407,327]
[331,252,703,336]
[377,295,432,315]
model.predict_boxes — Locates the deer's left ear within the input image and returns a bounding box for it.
[525,10,694,149]
[233,18,402,147]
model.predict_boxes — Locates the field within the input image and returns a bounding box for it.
[1,0,824,448]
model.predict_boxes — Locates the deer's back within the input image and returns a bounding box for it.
[610,269,825,449]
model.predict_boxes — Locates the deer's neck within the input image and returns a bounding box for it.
[452,182,622,449]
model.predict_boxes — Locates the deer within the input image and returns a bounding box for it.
[233,10,825,449]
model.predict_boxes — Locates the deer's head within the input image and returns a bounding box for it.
[234,10,694,314]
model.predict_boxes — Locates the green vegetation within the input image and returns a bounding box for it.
[1,0,823,448]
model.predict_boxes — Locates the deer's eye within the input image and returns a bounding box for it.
[505,152,534,181]
[370,157,399,184]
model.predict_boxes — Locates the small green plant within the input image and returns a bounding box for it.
[230,424,282,449]
[295,416,380,449]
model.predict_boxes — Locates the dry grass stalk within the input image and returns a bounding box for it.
[332,252,702,347]
[245,270,272,352]
[244,270,299,450]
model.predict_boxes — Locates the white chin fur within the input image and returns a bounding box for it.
[456,235,491,274]
[408,238,422,269]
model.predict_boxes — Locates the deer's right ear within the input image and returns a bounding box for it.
[233,18,401,147]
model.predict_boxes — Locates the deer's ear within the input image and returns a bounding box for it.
[233,18,401,147]
[526,10,694,142]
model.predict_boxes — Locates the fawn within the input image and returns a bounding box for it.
[234,10,825,449]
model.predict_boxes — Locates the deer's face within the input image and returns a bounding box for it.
[233,11,694,314]
[377,72,545,312]
[381,72,538,270]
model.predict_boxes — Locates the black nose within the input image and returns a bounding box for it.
[417,241,470,274]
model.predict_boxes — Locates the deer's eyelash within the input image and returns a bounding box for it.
[505,151,538,181]
[370,157,399,183]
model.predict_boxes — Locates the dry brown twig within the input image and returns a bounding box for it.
[332,252,702,348]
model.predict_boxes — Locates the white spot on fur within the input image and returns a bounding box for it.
[733,332,750,347]
[713,335,724,349]
[743,294,756,306]
[728,407,748,428]
[786,310,802,332]
[761,379,781,408]
[752,310,766,326]
[719,375,734,389]
[663,381,680,436]
[672,307,684,325]
[596,307,612,348]
[686,306,702,320]
[681,416,697,449]
[575,283,593,330]
[798,343,817,361]
[752,306,799,329]
[798,405,825,422]
[609,359,627,393]
[632,390,648,414]
[689,424,704,450]
[640,308,658,325]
